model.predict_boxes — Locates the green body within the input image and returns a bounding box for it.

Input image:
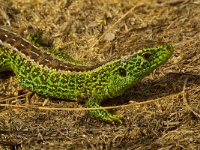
[0,27,174,123]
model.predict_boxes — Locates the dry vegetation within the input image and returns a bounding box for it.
[0,0,200,149]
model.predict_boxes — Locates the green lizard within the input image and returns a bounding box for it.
[0,27,174,123]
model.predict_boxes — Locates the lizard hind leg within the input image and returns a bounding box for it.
[26,28,79,64]
[85,96,122,123]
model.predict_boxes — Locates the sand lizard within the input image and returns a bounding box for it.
[0,27,174,123]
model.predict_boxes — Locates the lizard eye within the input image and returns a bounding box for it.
[142,52,153,60]
[118,68,126,77]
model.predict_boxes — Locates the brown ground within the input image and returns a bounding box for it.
[0,0,200,149]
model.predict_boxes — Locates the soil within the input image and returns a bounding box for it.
[0,0,200,149]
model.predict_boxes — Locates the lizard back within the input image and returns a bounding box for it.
[0,27,97,72]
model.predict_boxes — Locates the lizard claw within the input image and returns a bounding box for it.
[103,114,123,124]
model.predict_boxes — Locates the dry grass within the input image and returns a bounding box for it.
[0,0,200,149]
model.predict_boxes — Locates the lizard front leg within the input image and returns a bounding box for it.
[85,96,122,123]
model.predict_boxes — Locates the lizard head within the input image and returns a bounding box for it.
[105,44,174,98]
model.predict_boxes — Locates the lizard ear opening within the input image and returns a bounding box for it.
[118,68,126,77]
